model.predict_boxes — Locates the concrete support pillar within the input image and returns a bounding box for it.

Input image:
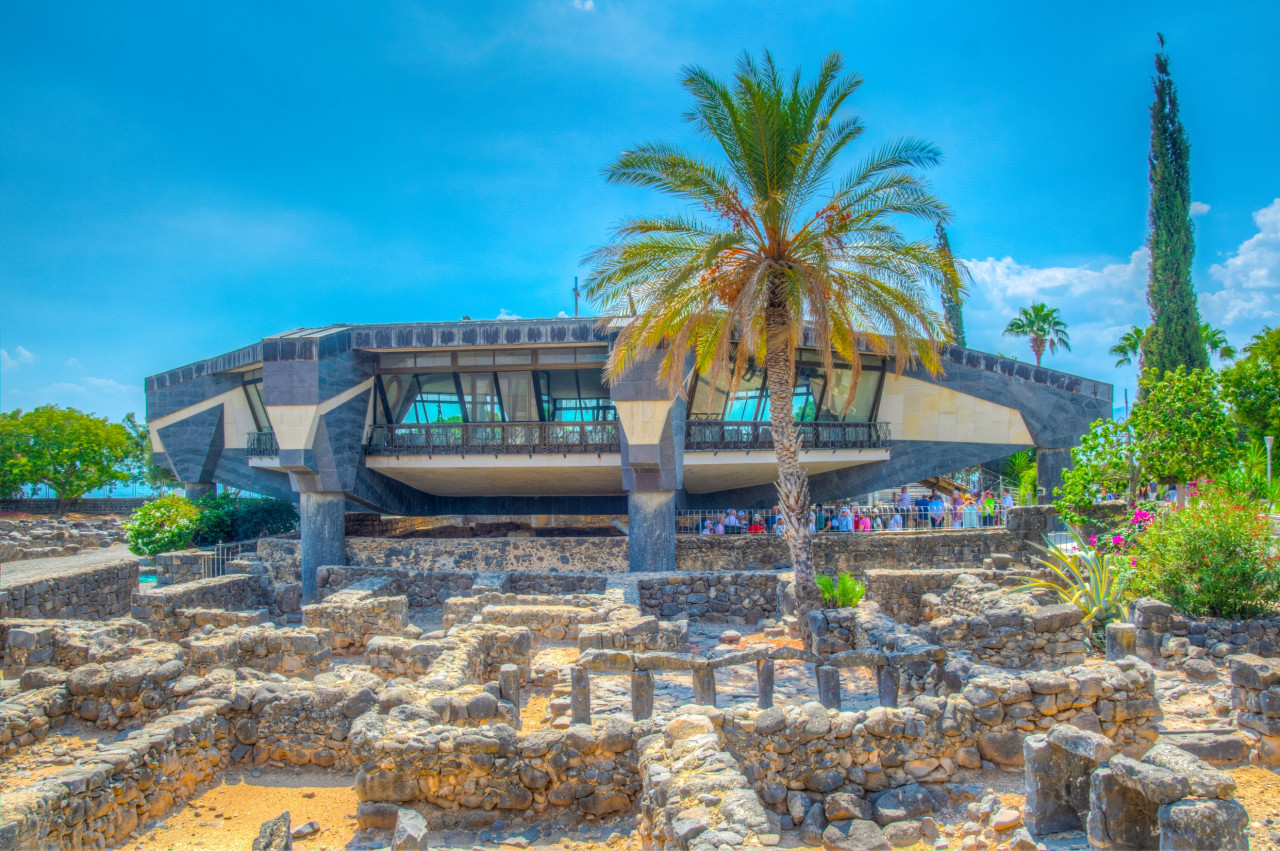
[756,658,775,709]
[1036,447,1074,506]
[627,489,676,573]
[570,666,591,724]
[631,670,654,721]
[876,665,900,708]
[300,491,346,605]
[1106,623,1137,661]
[692,666,716,707]
[182,482,216,500]
[817,665,841,710]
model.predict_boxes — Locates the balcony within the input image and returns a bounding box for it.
[246,431,279,457]
[685,419,891,452]
[365,422,621,456]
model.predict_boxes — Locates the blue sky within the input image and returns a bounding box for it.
[2,1,1278,423]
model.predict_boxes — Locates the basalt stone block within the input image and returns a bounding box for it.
[1023,725,1116,835]
[871,783,934,826]
[1109,755,1191,805]
[393,807,429,851]
[252,812,293,851]
[1086,767,1160,851]
[822,819,890,851]
[1140,744,1236,800]
[1158,798,1248,851]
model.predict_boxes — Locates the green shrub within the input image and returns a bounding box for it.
[1127,487,1280,619]
[124,495,201,556]
[816,572,866,608]
[191,493,298,545]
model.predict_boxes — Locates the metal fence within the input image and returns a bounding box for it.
[677,502,1014,535]
[365,422,621,455]
[684,419,890,452]
[246,431,279,456]
[199,539,260,579]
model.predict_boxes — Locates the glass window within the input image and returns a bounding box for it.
[689,374,729,419]
[538,349,576,364]
[819,368,878,422]
[723,369,766,420]
[576,348,608,363]
[494,349,532,365]
[458,373,501,422]
[378,353,417,370]
[416,352,452,368]
[542,368,616,421]
[403,373,464,423]
[498,372,539,421]
[243,380,270,432]
[457,351,494,367]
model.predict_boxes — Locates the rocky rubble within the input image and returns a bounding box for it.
[0,516,124,562]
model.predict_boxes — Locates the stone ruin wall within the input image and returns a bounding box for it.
[0,559,138,625]
[0,515,126,562]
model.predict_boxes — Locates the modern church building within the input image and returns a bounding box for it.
[145,318,1111,590]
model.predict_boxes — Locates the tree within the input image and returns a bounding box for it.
[1139,36,1208,387]
[1131,367,1237,506]
[1109,325,1146,369]
[1221,325,1280,443]
[8,405,133,511]
[584,51,960,621]
[935,222,967,346]
[122,413,179,492]
[1002,303,1070,366]
[1057,418,1143,518]
[0,410,32,498]
[1200,323,1237,363]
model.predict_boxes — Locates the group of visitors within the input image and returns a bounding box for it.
[696,486,1018,535]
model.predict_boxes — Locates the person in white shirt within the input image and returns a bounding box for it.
[774,517,786,535]
[701,520,714,535]
[888,512,903,530]
[1002,489,1015,509]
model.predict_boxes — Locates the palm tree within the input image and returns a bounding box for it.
[1003,303,1070,366]
[584,52,960,619]
[1200,323,1237,363]
[1109,325,1146,369]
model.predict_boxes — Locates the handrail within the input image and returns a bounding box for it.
[365,421,621,455]
[684,420,890,452]
[246,431,279,457]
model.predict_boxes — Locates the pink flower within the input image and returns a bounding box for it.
[1130,556,1137,566]
[1088,535,1098,546]
[1111,535,1125,546]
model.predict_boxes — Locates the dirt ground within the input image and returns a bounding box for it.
[116,769,360,851]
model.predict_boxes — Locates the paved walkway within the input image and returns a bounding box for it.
[1,543,136,586]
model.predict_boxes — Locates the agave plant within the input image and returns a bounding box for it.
[1016,528,1128,627]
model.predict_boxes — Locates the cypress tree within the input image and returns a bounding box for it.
[1140,35,1208,389]
[935,222,967,347]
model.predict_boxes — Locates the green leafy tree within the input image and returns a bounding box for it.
[1221,325,1280,443]
[1109,325,1146,369]
[1131,367,1237,504]
[1057,418,1142,519]
[584,51,961,622]
[935,222,967,346]
[1003,303,1070,366]
[122,413,179,492]
[6,405,132,511]
[1139,36,1208,387]
[0,410,34,498]
[1200,323,1236,363]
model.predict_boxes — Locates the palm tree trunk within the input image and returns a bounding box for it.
[763,303,817,637]
[1031,337,1046,367]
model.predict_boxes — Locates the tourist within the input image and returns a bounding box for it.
[814,503,830,533]
[888,511,903,531]
[835,507,853,532]
[723,510,741,534]
[774,516,786,536]
[714,517,725,534]
[981,491,998,526]
[928,491,946,528]
[962,494,980,528]
[857,511,872,533]
[1002,488,1016,511]
[950,492,964,528]
[871,510,884,531]
[1147,481,1160,501]
[748,515,765,534]
[701,519,714,535]
[913,492,932,529]
[895,486,912,525]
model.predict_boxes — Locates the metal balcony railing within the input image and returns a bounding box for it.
[684,419,890,452]
[246,431,279,457]
[365,422,621,455]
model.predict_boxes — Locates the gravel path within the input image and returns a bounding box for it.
[1,543,137,586]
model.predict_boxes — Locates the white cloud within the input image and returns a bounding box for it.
[1190,201,1211,216]
[65,357,81,368]
[83,377,134,394]
[965,248,1149,315]
[1202,198,1280,326]
[496,308,523,320]
[572,0,596,10]
[556,310,569,318]
[0,346,36,371]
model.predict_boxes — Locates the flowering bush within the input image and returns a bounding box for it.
[1126,487,1280,618]
[124,494,201,556]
